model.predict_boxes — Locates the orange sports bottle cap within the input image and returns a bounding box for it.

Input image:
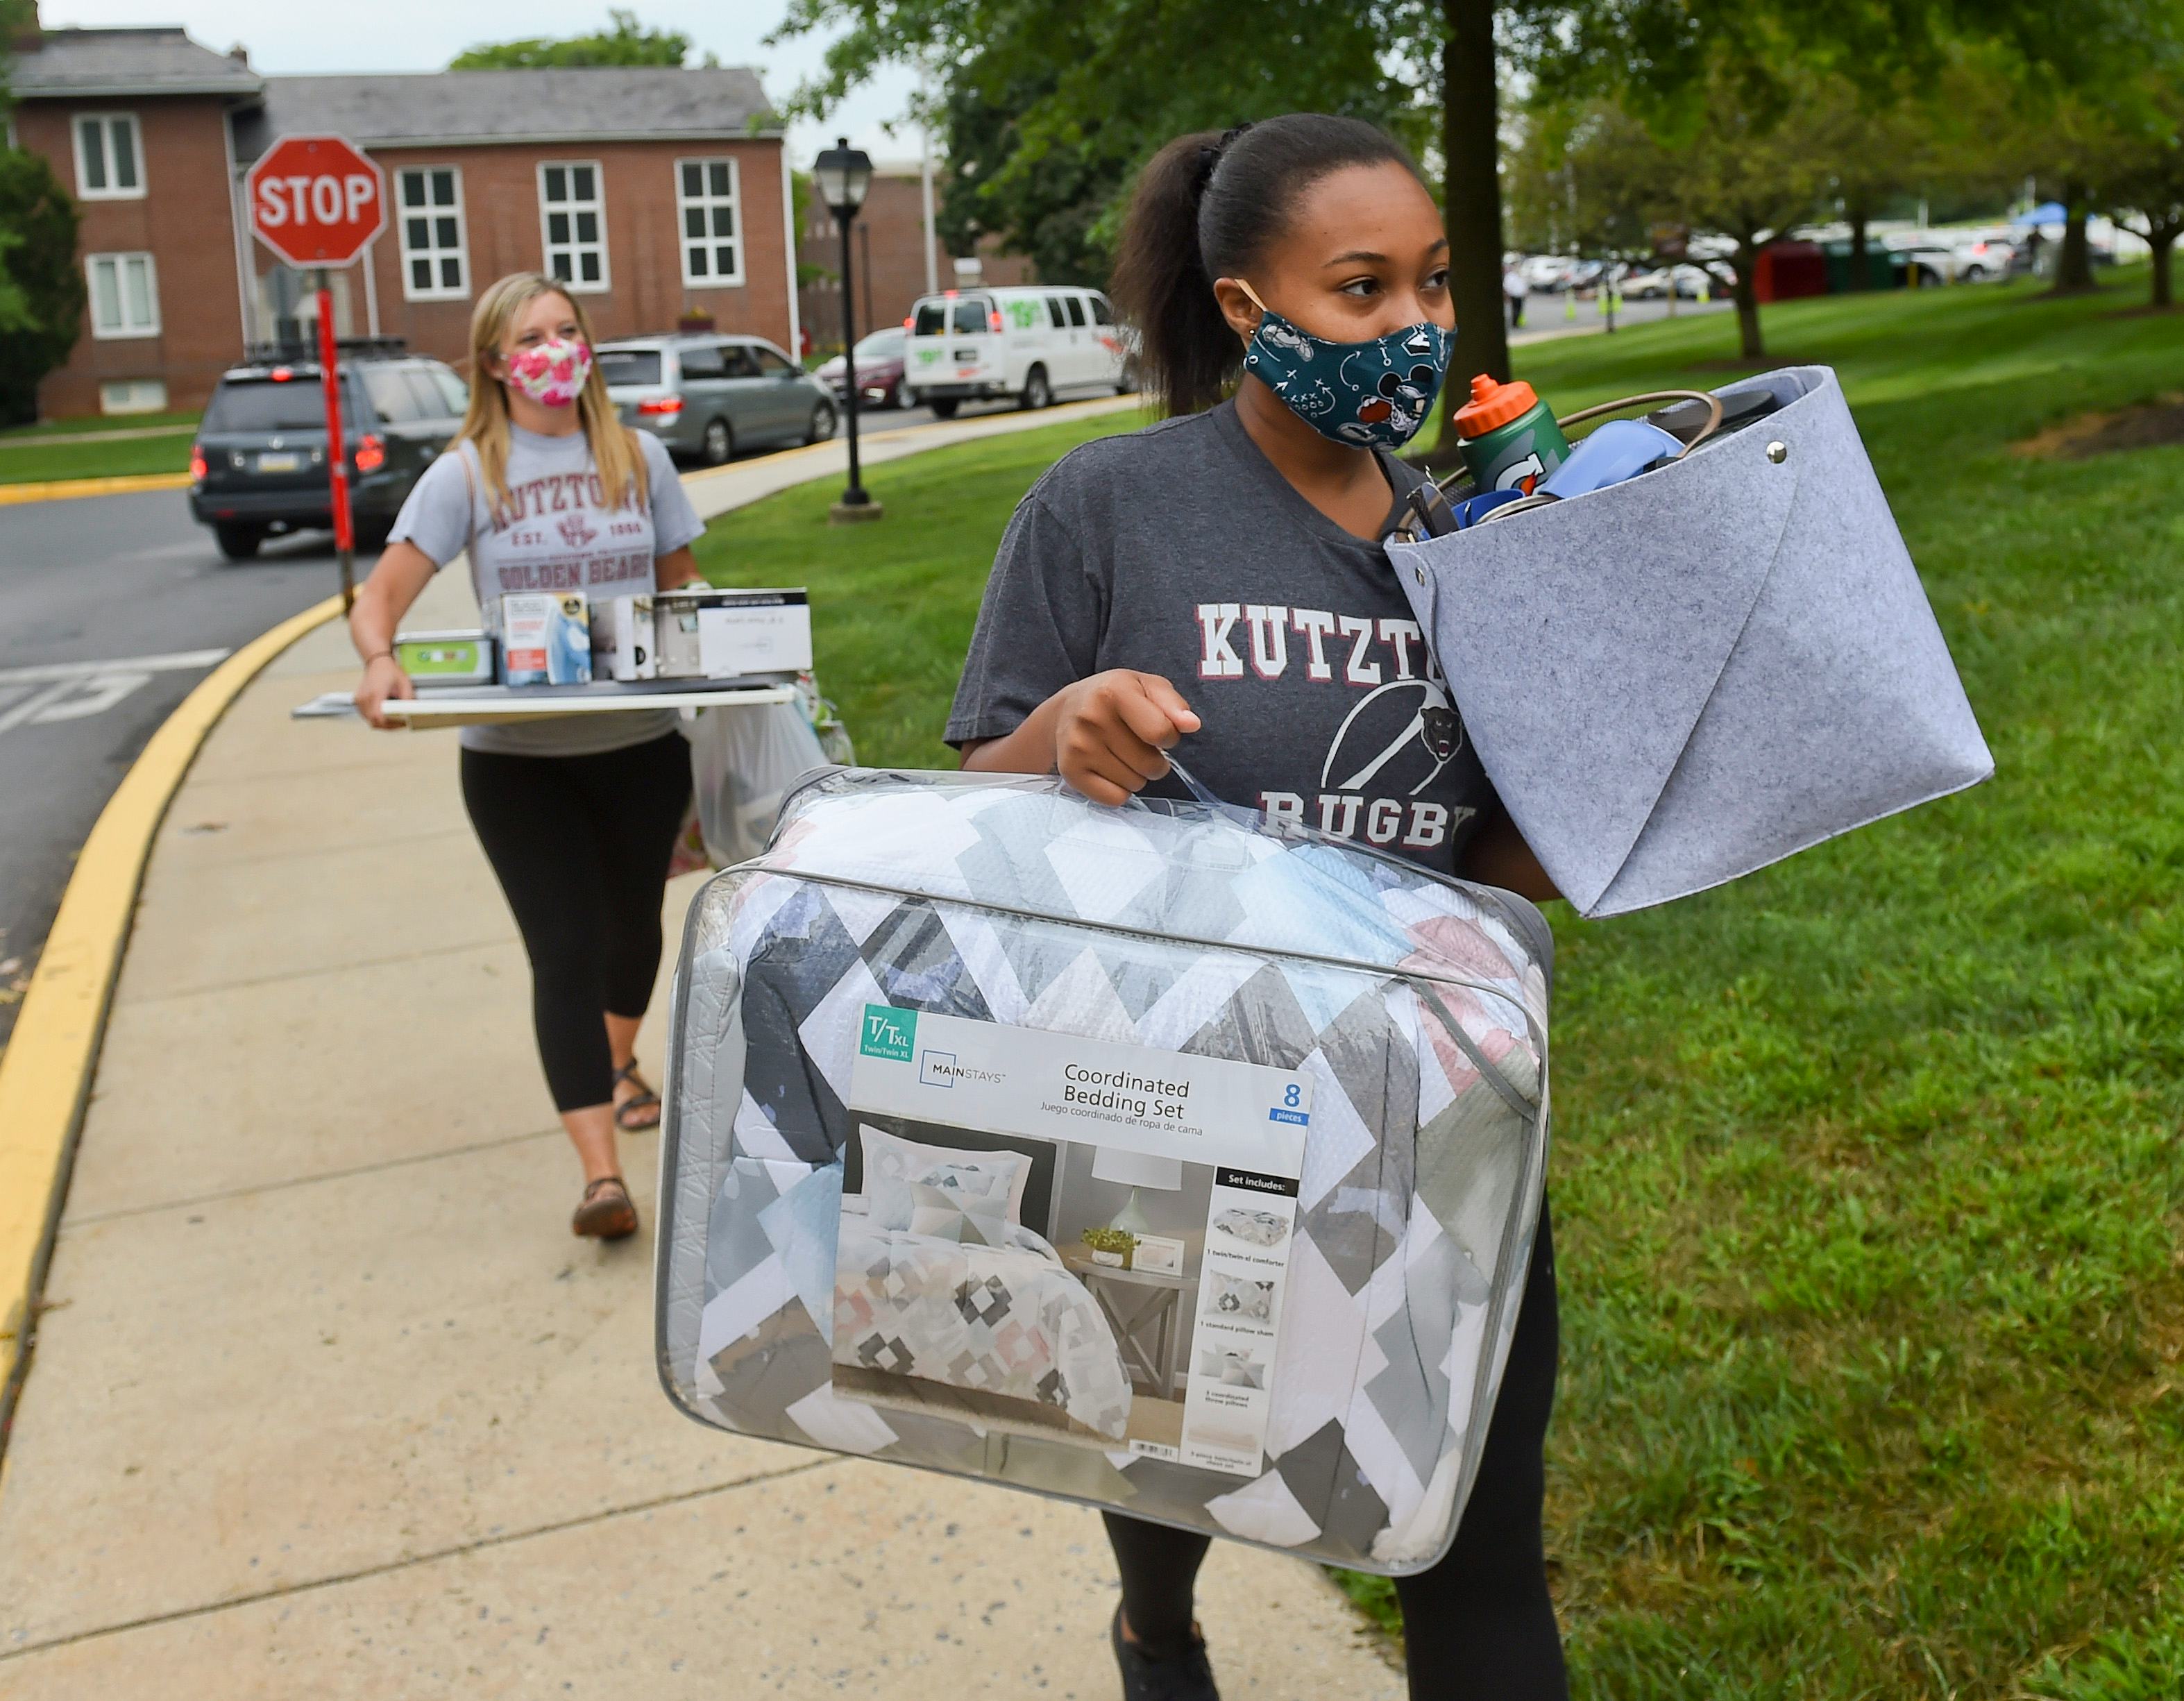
[1452,374,1539,439]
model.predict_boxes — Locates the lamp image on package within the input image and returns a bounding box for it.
[657,768,1551,1575]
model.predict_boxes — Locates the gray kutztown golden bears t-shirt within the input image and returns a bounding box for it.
[389,423,705,756]
[946,400,1499,873]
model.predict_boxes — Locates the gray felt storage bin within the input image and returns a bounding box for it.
[1387,366,1992,917]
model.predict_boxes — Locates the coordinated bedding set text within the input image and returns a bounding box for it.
[655,768,1552,1575]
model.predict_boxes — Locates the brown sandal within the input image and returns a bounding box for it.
[573,1175,638,1240]
[611,1063,661,1132]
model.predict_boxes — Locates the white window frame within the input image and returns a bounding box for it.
[537,160,609,294]
[675,156,744,288]
[85,251,160,339]
[396,166,470,302]
[72,112,145,201]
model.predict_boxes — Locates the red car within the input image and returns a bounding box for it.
[815,328,912,410]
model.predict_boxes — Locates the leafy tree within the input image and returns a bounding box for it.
[0,149,85,424]
[450,8,697,70]
[2105,101,2184,307]
[774,0,2178,435]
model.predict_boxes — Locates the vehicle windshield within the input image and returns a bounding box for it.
[202,379,353,433]
[911,298,990,335]
[853,330,903,357]
[598,348,663,387]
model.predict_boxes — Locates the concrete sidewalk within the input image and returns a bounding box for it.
[0,411,1403,1698]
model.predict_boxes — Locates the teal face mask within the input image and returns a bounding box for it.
[1237,281,1455,450]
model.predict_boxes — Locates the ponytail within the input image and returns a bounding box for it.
[1110,132,1238,418]
[1110,114,1425,418]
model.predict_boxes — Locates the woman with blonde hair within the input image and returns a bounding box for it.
[350,273,708,1241]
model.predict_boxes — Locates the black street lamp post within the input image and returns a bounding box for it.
[815,136,881,523]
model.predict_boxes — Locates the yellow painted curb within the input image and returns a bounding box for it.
[0,593,345,1450]
[0,471,194,506]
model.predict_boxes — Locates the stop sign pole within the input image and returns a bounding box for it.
[313,276,355,609]
[244,135,387,613]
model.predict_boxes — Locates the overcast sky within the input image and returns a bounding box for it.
[40,0,931,166]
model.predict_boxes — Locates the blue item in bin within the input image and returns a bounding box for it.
[1449,488,1530,528]
[1537,418,1684,500]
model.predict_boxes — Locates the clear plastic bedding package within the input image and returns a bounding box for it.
[654,768,1551,1575]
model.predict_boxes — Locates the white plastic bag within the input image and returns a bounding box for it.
[685,702,827,868]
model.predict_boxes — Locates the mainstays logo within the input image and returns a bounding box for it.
[920,1050,1004,1088]
[859,1004,917,1062]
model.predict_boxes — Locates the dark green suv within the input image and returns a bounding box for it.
[189,344,468,561]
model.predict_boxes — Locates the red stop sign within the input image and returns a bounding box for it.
[246,135,386,268]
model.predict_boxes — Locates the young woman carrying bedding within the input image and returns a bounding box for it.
[948,115,1567,1700]
[349,273,709,1242]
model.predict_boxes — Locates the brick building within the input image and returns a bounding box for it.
[8,19,797,418]
[798,163,1035,354]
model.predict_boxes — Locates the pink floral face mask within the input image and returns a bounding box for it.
[505,335,591,407]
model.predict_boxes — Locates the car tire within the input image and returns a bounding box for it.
[1117,360,1140,396]
[889,379,909,409]
[1963,264,1987,282]
[806,401,838,445]
[928,398,960,420]
[700,417,734,466]
[214,523,262,561]
[1019,366,1052,412]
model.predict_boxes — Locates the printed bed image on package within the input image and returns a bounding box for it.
[1211,1207,1291,1249]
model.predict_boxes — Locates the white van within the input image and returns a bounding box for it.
[902,285,1135,417]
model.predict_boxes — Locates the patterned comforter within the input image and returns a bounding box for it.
[659,769,1552,1576]
[834,1215,1132,1441]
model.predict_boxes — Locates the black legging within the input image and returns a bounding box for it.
[459,731,693,1113]
[1105,1204,1564,1699]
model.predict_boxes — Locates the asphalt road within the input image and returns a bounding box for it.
[0,492,344,1050]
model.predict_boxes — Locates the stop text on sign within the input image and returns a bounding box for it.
[244,134,386,268]
[255,172,379,230]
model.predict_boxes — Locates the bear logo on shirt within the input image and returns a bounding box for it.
[557,513,599,550]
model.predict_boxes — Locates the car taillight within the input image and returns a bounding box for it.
[989,310,1003,331]
[638,396,684,415]
[189,443,208,482]
[902,315,913,329]
[270,366,293,382]
[353,434,386,473]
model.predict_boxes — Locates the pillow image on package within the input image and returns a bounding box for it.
[1197,1348,1268,1390]
[1205,1272,1275,1324]
[657,768,1552,1576]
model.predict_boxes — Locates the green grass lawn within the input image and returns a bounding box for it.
[0,410,200,484]
[692,272,2184,1698]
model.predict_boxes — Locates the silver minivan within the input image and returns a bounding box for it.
[598,335,839,466]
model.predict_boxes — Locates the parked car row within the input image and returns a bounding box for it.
[187,330,844,561]
[1506,254,1738,299]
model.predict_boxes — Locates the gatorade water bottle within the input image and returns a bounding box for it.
[1454,374,1572,496]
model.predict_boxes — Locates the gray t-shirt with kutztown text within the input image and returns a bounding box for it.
[389,423,704,756]
[946,401,1499,873]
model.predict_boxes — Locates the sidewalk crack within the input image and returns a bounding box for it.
[62,1124,570,1228]
[0,1456,840,1665]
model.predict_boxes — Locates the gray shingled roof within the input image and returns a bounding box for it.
[10,26,264,97]
[232,67,779,162]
